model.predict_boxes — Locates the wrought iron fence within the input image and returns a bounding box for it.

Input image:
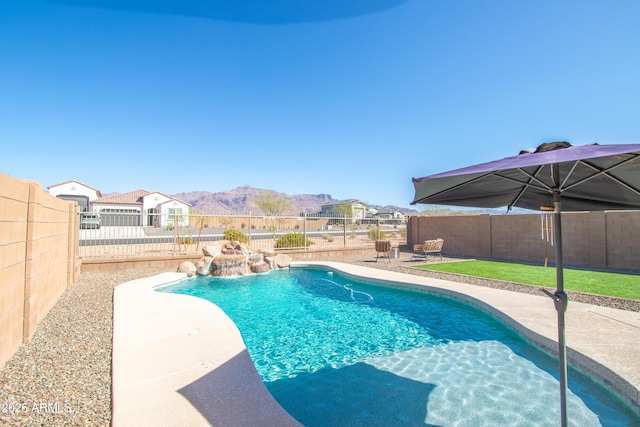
[77,211,407,259]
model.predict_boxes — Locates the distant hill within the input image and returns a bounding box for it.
[173,185,418,215]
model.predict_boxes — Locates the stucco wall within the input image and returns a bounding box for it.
[48,180,101,201]
[0,173,79,370]
[407,211,640,272]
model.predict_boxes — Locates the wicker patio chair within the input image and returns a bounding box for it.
[411,238,444,261]
[375,240,392,262]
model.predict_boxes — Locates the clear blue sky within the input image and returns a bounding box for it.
[2,1,639,209]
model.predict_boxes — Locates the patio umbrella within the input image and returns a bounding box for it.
[411,142,640,427]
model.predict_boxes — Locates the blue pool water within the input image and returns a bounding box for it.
[158,268,639,426]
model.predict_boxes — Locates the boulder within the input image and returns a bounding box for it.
[250,261,271,274]
[178,261,197,277]
[222,242,243,255]
[248,253,264,263]
[202,245,222,258]
[196,256,214,276]
[259,248,277,257]
[275,253,292,268]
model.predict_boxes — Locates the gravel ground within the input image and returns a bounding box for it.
[1,253,638,426]
[0,268,172,427]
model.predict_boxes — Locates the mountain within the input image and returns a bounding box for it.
[173,185,334,215]
[173,185,418,215]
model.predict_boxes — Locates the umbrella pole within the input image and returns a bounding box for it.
[553,188,569,427]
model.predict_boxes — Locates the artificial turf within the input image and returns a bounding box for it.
[416,260,640,300]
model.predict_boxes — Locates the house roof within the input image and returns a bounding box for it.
[146,191,190,206]
[93,190,190,207]
[323,199,367,207]
[93,190,149,205]
[159,198,189,207]
[47,180,103,197]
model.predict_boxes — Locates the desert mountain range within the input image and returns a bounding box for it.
[172,185,418,215]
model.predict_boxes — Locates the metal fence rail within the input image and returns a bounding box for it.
[78,212,406,259]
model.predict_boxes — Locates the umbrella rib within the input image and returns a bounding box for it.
[493,168,552,192]
[502,165,547,210]
[563,154,640,196]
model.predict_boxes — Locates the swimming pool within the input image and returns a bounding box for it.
[158,267,638,426]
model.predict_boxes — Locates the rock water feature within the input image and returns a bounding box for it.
[178,241,292,277]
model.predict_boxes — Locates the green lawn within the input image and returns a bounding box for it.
[416,260,640,300]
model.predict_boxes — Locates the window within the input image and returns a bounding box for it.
[168,208,184,224]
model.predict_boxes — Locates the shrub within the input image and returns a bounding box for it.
[223,228,248,243]
[275,233,313,249]
[321,234,334,242]
[368,229,387,240]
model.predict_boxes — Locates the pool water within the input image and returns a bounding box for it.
[159,267,639,426]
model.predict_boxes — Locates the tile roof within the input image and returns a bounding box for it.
[93,190,191,207]
[93,190,149,205]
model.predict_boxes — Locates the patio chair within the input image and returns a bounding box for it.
[375,240,392,262]
[411,238,444,262]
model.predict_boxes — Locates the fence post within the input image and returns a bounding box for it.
[248,211,252,244]
[343,215,347,247]
[303,213,307,250]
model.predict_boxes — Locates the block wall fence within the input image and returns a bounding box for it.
[407,211,640,272]
[0,173,80,370]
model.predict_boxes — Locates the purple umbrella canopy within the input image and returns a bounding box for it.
[411,142,640,427]
[411,142,640,211]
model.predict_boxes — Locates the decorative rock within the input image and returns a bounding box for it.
[222,242,243,255]
[202,245,222,258]
[212,254,248,276]
[248,253,264,263]
[197,241,287,276]
[251,261,271,274]
[196,257,213,276]
[275,253,292,268]
[178,261,197,277]
[259,249,276,257]
[244,244,261,254]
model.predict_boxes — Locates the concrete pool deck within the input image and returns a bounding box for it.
[112,262,640,426]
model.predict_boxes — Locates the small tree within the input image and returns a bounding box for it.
[253,191,293,216]
[254,191,293,240]
[190,210,208,253]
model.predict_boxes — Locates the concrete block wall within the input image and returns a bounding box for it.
[489,214,551,264]
[0,173,78,370]
[408,211,640,272]
[607,212,640,271]
[408,215,491,259]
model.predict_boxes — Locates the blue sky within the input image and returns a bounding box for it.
[2,1,639,209]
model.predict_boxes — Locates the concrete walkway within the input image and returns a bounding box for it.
[112,262,640,426]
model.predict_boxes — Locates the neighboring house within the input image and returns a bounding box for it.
[376,210,406,223]
[91,190,190,227]
[48,180,102,212]
[319,199,368,222]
